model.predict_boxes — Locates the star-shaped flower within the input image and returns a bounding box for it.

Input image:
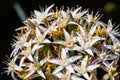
[73,56,100,80]
[48,48,81,74]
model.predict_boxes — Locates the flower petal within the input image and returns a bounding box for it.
[24,70,35,79]
[85,49,94,56]
[83,73,90,80]
[61,48,68,60]
[69,56,81,63]
[87,64,100,71]
[66,65,75,73]
[52,66,64,74]
[71,75,84,80]
[48,59,61,65]
[37,70,46,79]
[63,29,71,40]
[81,56,88,67]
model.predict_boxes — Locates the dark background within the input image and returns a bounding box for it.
[0,0,120,80]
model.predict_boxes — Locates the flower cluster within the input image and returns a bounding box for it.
[5,4,120,80]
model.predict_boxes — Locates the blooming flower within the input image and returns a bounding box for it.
[73,56,100,80]
[3,57,22,80]
[33,4,54,24]
[48,48,81,74]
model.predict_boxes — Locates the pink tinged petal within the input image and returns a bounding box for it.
[107,54,118,60]
[81,56,88,67]
[66,65,75,73]
[93,48,100,55]
[19,56,26,67]
[69,56,81,63]
[27,54,34,62]
[63,29,71,40]
[85,49,94,56]
[92,58,101,65]
[11,71,17,80]
[55,72,63,78]
[61,48,68,60]
[103,61,111,69]
[48,59,61,65]
[24,70,35,79]
[87,64,100,71]
[10,47,19,58]
[71,76,84,80]
[106,45,112,49]
[83,73,90,80]
[52,66,64,74]
[37,70,46,79]
[45,4,54,14]
[109,33,118,44]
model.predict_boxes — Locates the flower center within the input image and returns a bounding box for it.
[60,59,70,67]
[64,40,74,48]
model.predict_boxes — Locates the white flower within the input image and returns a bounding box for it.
[3,57,22,80]
[53,29,77,48]
[73,56,100,80]
[10,30,31,57]
[48,48,81,74]
[24,55,49,79]
[70,6,88,20]
[32,27,51,44]
[19,39,44,66]
[34,4,54,24]
[75,24,105,56]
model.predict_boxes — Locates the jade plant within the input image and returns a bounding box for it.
[4,4,120,80]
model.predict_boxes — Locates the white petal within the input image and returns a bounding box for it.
[87,64,100,71]
[37,70,46,79]
[19,56,26,67]
[83,73,90,80]
[48,59,61,65]
[63,29,71,40]
[81,56,88,67]
[27,54,34,62]
[54,72,63,78]
[36,27,41,38]
[69,56,81,63]
[71,75,84,80]
[110,76,115,80]
[61,48,68,60]
[66,65,75,73]
[11,71,17,80]
[52,66,64,74]
[45,4,54,14]
[72,7,82,16]
[85,49,94,56]
[88,37,105,47]
[43,39,51,43]
[24,70,35,79]
[40,57,49,66]
[10,47,19,58]
[78,25,85,35]
[14,65,22,71]
[32,44,44,54]
[89,24,98,35]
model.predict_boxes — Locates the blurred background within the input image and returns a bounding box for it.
[0,0,120,79]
